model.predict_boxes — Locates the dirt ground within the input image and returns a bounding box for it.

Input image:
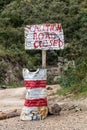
[0,85,87,130]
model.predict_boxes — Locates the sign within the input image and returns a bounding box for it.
[25,23,64,50]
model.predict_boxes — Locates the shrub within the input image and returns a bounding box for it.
[0,61,8,83]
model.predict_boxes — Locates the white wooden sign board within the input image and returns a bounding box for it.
[25,23,64,50]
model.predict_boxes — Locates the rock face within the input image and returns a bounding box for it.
[0,59,23,85]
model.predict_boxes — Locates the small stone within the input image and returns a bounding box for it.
[49,104,61,115]
[47,87,53,90]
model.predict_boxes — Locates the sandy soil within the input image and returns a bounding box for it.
[0,85,87,130]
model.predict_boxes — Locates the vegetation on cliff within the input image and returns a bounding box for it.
[0,0,87,94]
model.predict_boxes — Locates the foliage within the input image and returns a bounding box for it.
[0,0,87,93]
[57,56,87,94]
[0,61,8,83]
[58,68,77,88]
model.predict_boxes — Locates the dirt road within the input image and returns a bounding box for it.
[0,85,87,130]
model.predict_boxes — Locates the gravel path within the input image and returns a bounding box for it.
[0,111,87,130]
[0,85,87,130]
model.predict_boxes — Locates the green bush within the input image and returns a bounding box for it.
[57,56,87,94]
[0,0,87,90]
[0,61,8,83]
[47,75,54,85]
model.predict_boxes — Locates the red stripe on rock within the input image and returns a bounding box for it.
[24,80,46,88]
[24,98,47,107]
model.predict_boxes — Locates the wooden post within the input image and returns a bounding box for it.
[42,50,46,68]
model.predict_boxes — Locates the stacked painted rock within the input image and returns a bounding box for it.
[20,68,48,120]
